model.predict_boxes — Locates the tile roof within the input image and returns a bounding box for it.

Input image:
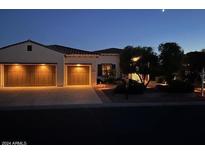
[48,45,99,55]
[0,40,98,55]
[0,40,49,50]
[94,48,123,54]
[0,40,122,55]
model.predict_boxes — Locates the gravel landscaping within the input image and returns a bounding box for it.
[99,88,205,103]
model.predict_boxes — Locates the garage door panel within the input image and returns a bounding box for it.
[5,65,28,86]
[4,65,56,87]
[67,66,89,85]
[34,65,56,86]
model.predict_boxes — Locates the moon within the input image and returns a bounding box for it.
[162,9,165,13]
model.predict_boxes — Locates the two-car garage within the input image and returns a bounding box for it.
[3,64,56,87]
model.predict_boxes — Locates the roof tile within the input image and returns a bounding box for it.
[48,45,98,55]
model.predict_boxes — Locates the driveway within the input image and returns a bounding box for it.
[0,86,102,107]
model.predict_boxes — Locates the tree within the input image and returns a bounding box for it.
[120,46,159,87]
[182,51,205,83]
[120,46,134,75]
[158,42,184,82]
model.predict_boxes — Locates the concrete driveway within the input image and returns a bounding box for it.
[0,86,102,107]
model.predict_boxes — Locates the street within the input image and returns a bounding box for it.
[0,104,205,144]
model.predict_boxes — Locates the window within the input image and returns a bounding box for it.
[98,64,116,78]
[98,64,116,77]
[102,64,112,76]
[27,45,32,51]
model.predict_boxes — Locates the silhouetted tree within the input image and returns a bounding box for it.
[182,51,205,83]
[201,49,205,53]
[120,46,134,75]
[158,42,184,82]
[120,46,159,87]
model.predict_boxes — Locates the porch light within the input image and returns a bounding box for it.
[76,64,81,66]
[131,56,140,62]
[41,64,46,66]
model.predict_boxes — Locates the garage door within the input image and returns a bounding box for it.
[4,64,56,87]
[67,66,90,85]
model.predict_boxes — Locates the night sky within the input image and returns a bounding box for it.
[0,9,205,53]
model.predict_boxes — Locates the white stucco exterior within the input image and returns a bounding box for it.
[0,40,121,87]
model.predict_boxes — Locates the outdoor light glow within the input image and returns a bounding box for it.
[76,64,81,66]
[11,64,23,71]
[132,57,140,62]
[38,64,49,71]
[74,66,84,73]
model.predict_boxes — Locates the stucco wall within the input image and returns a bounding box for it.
[0,42,65,86]
[64,55,98,86]
[97,54,121,78]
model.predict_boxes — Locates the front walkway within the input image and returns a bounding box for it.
[0,86,102,107]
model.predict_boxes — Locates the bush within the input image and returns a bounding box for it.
[155,84,168,92]
[114,79,145,94]
[156,76,165,83]
[104,77,115,84]
[128,80,145,94]
[97,77,116,84]
[167,80,194,93]
[97,78,104,84]
[114,82,126,93]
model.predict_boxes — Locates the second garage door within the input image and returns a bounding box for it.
[67,66,90,85]
[4,64,56,87]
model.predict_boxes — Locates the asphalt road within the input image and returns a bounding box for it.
[0,105,205,144]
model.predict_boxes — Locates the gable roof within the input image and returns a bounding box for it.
[0,40,122,55]
[94,48,123,54]
[0,40,99,55]
[47,45,98,55]
[0,39,51,51]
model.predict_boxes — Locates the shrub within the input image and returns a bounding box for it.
[156,76,165,83]
[97,78,104,84]
[114,79,145,94]
[104,77,115,84]
[114,82,126,93]
[155,84,168,92]
[167,80,194,93]
[128,80,145,94]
